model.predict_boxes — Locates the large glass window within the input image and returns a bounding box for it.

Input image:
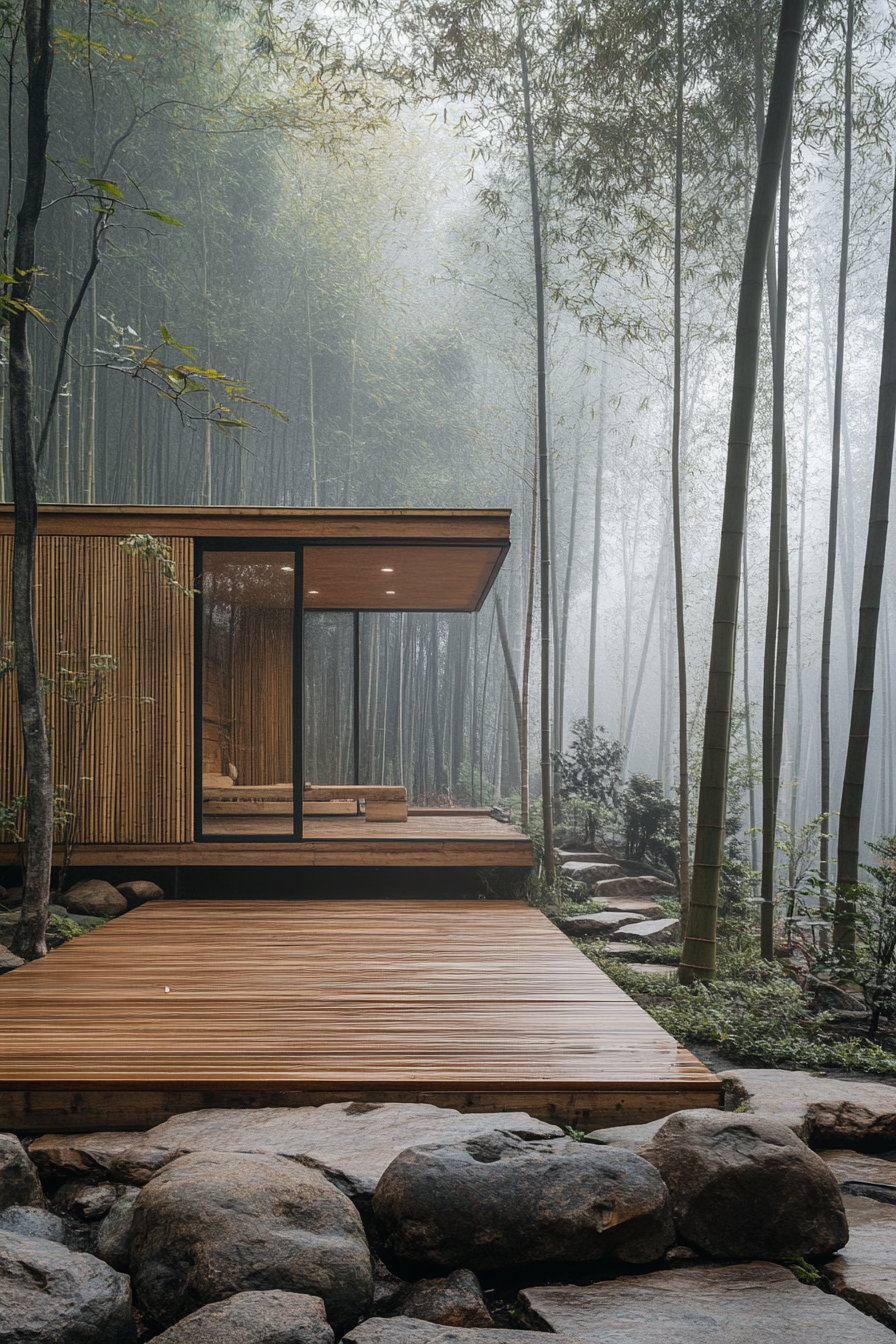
[198,548,299,838]
[303,611,356,786]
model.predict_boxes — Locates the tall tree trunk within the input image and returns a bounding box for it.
[625,524,667,755]
[742,532,760,886]
[835,158,896,943]
[789,289,811,889]
[496,593,523,759]
[760,126,792,959]
[587,360,606,725]
[520,465,538,828]
[518,17,554,877]
[680,0,806,985]
[821,0,853,887]
[558,431,581,750]
[671,0,690,919]
[9,0,54,963]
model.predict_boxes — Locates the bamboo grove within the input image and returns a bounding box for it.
[3,0,896,963]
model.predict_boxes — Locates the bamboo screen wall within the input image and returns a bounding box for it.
[0,535,193,843]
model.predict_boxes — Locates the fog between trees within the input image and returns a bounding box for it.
[2,0,896,889]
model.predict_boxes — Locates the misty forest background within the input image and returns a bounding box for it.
[2,0,895,895]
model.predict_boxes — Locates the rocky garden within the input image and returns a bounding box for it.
[3,846,896,1342]
[2,1079,896,1342]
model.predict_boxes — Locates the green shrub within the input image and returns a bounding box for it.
[578,940,896,1075]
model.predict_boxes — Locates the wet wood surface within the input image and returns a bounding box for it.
[0,900,720,1097]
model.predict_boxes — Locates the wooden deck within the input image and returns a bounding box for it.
[0,812,533,869]
[0,900,721,1132]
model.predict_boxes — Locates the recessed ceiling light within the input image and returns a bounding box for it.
[308,589,319,594]
[385,589,395,595]
[381,567,394,572]
[281,566,294,572]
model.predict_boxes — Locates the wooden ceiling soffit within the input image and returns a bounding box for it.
[303,545,505,611]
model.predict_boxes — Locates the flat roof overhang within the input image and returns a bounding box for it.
[0,506,511,612]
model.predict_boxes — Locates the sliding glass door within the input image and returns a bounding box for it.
[195,543,302,840]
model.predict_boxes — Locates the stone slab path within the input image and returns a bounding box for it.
[822,1192,896,1329]
[519,1261,893,1342]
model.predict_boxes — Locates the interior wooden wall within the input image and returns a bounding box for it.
[0,536,193,843]
[201,583,293,786]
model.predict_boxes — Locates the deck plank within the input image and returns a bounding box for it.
[0,900,720,1129]
[0,813,534,867]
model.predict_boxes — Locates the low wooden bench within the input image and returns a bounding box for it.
[303,784,408,823]
[202,782,408,822]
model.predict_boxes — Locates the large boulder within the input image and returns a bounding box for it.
[116,880,165,909]
[390,1269,492,1328]
[110,1103,562,1198]
[822,1193,896,1328]
[640,1111,848,1259]
[60,879,127,918]
[0,1134,44,1211]
[0,1229,136,1343]
[150,1290,335,1344]
[590,876,676,901]
[373,1132,673,1272]
[129,1150,372,1334]
[721,1068,896,1145]
[558,911,645,939]
[29,1130,144,1179]
[519,1260,894,1343]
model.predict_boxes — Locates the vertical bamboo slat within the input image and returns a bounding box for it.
[0,535,193,844]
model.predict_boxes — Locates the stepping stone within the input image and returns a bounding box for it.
[560,861,624,882]
[590,876,677,901]
[602,943,645,955]
[589,897,667,919]
[558,912,646,938]
[627,962,677,977]
[556,851,617,865]
[614,918,681,946]
[720,1069,896,1144]
[346,1319,584,1344]
[519,1260,894,1342]
[820,1149,896,1188]
[822,1193,896,1329]
[583,1109,723,1154]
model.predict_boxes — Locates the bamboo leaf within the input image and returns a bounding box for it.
[87,178,124,200]
[142,210,184,227]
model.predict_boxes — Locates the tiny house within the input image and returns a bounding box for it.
[0,506,532,871]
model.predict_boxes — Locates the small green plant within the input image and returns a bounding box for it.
[782,1257,822,1285]
[120,534,197,597]
[47,911,103,942]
